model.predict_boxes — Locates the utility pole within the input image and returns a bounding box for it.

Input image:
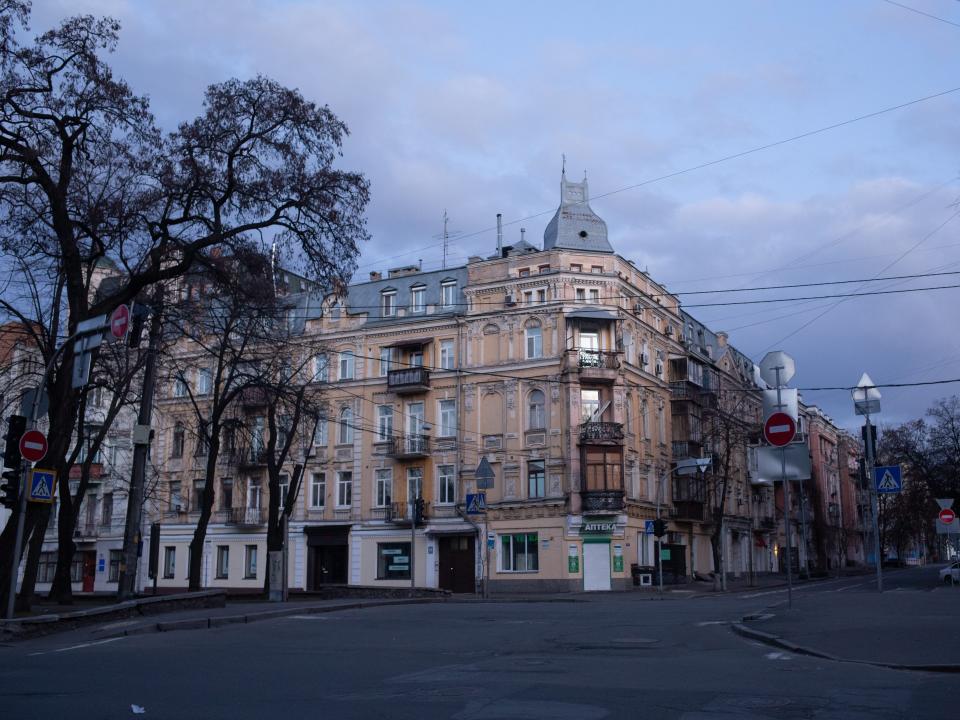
[117,293,163,600]
[656,470,665,597]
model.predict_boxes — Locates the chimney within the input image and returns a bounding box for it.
[369,271,382,281]
[716,331,728,348]
[497,213,503,258]
[520,227,526,243]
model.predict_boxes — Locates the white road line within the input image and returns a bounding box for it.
[28,637,125,656]
[830,583,866,592]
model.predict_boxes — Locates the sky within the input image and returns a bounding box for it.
[30,0,960,430]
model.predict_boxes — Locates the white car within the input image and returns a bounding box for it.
[940,561,960,584]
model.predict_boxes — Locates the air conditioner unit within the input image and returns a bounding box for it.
[504,294,516,307]
[634,302,644,313]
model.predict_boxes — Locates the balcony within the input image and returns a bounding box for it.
[236,446,267,467]
[387,367,431,394]
[367,501,431,523]
[581,490,624,514]
[563,349,620,383]
[670,501,705,522]
[672,441,702,459]
[226,507,267,526]
[579,421,624,444]
[386,434,431,459]
[670,381,718,409]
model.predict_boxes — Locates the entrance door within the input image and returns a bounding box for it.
[309,546,347,587]
[583,542,611,591]
[82,552,96,592]
[438,535,476,593]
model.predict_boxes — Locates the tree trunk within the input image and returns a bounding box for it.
[0,505,40,608]
[48,502,77,603]
[188,434,221,591]
[17,511,52,611]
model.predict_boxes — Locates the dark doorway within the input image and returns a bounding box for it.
[82,552,96,592]
[438,535,476,593]
[305,526,350,588]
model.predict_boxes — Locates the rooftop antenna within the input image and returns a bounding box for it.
[496,213,503,258]
[432,210,461,269]
[562,153,566,175]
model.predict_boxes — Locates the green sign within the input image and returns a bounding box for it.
[613,555,624,572]
[660,548,671,561]
[568,555,579,573]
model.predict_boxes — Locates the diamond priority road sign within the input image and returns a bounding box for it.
[763,411,796,447]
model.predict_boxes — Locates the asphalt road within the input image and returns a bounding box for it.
[1,569,956,719]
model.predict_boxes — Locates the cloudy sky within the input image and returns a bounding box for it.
[32,0,960,429]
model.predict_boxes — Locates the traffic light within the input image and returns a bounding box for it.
[1,414,26,509]
[653,519,667,538]
[414,497,425,525]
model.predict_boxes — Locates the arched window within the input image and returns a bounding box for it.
[339,407,354,444]
[528,390,546,430]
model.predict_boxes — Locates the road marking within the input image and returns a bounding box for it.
[283,615,334,620]
[765,651,792,661]
[696,620,728,626]
[28,637,125,656]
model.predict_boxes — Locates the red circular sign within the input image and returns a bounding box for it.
[110,304,130,339]
[940,508,956,525]
[764,412,797,447]
[19,429,48,463]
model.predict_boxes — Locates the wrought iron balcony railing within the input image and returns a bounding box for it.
[579,421,625,443]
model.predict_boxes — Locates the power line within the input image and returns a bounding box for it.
[356,86,960,272]
[879,0,960,28]
[682,281,960,308]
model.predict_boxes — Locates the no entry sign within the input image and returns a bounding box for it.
[110,304,130,340]
[19,429,48,463]
[764,412,796,447]
[940,508,956,525]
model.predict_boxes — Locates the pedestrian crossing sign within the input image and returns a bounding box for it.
[28,468,57,503]
[465,492,487,515]
[873,465,902,494]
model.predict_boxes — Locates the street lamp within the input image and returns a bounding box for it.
[658,458,711,596]
[852,372,883,593]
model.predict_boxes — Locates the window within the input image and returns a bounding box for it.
[438,464,455,504]
[381,290,397,317]
[410,351,424,367]
[192,480,205,512]
[337,471,352,507]
[575,288,586,302]
[518,267,530,277]
[108,550,122,582]
[528,390,546,430]
[584,447,623,493]
[71,555,84,583]
[244,545,257,579]
[251,416,265,459]
[525,325,542,359]
[216,546,229,579]
[538,264,550,274]
[536,288,546,304]
[338,351,355,380]
[438,399,456,437]
[523,290,534,305]
[589,288,600,303]
[407,467,423,502]
[375,468,392,507]
[377,542,411,580]
[171,423,185,459]
[194,421,208,456]
[377,405,394,442]
[38,551,57,584]
[440,340,455,370]
[528,460,545,498]
[173,376,188,398]
[310,472,326,509]
[197,367,212,395]
[379,347,395,377]
[657,403,666,444]
[163,547,176,579]
[313,354,329,382]
[410,285,426,313]
[247,478,261,509]
[642,400,651,439]
[591,265,603,274]
[581,389,601,422]
[169,482,182,512]
[338,408,354,444]
[313,417,328,447]
[221,478,233,511]
[500,533,538,572]
[101,493,113,527]
[571,263,582,272]
[441,281,457,308]
[278,473,290,508]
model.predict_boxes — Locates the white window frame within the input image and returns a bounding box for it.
[438,399,456,437]
[441,281,457,308]
[313,417,328,447]
[438,464,456,504]
[375,468,392,507]
[379,347,395,377]
[377,405,394,442]
[528,460,546,498]
[440,340,455,370]
[528,390,546,430]
[338,351,355,381]
[278,473,290,508]
[381,290,396,317]
[410,285,426,313]
[525,326,542,359]
[197,367,212,395]
[336,471,352,507]
[313,354,329,382]
[500,533,539,572]
[310,472,326,509]
[338,408,354,445]
[589,288,600,303]
[407,467,423,503]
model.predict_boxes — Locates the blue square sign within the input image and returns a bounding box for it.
[644,520,656,535]
[874,465,902,494]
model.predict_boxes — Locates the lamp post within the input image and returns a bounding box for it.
[660,457,712,596]
[852,373,883,593]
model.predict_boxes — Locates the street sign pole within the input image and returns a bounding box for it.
[865,410,883,593]
[775,365,794,610]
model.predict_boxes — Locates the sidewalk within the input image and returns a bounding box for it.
[736,585,960,670]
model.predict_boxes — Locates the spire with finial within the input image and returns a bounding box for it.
[543,163,612,253]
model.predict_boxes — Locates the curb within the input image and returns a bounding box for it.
[97,597,447,639]
[731,622,960,674]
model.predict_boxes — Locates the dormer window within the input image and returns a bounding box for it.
[381,289,396,317]
[410,285,426,313]
[441,280,457,308]
[518,268,531,278]
[571,264,582,272]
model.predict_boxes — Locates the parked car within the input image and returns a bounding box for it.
[940,561,960,584]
